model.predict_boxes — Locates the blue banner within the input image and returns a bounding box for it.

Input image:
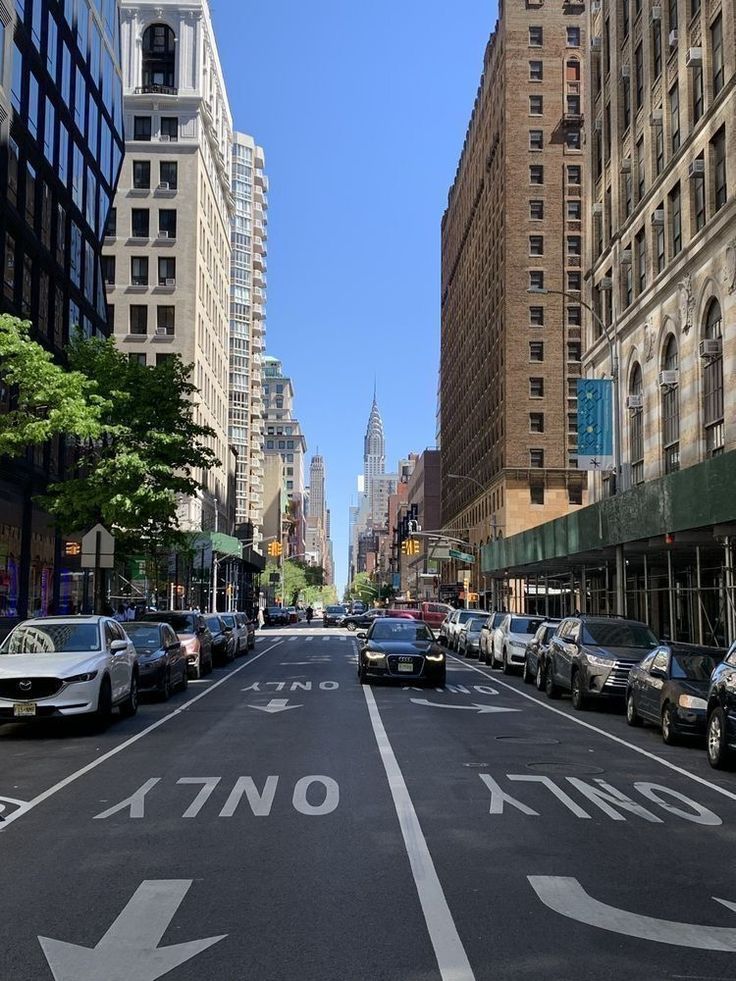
[577,379,614,471]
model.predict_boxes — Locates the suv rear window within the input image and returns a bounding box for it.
[142,612,196,633]
[582,621,657,648]
[510,617,544,634]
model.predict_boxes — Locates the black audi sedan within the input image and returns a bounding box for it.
[343,608,386,632]
[204,615,236,664]
[125,621,189,700]
[706,641,736,769]
[626,643,724,745]
[356,619,446,687]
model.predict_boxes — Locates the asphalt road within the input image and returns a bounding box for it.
[2,623,736,981]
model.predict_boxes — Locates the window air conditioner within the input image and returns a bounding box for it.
[621,64,630,79]
[591,36,602,50]
[626,395,643,410]
[598,276,613,289]
[669,29,678,47]
[620,248,633,264]
[688,158,705,178]
[155,327,170,336]
[651,5,662,19]
[650,109,663,126]
[594,116,603,131]
[592,202,603,215]
[620,157,631,173]
[686,47,703,68]
[659,370,678,387]
[699,338,722,358]
[158,230,169,238]
[591,0,601,12]
[159,134,171,142]
[157,182,170,190]
[651,208,665,225]
[165,278,176,287]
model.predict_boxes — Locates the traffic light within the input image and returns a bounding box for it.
[267,541,283,558]
[401,539,420,556]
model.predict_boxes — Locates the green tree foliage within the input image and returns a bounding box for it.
[348,572,380,604]
[0,316,105,457]
[43,336,219,554]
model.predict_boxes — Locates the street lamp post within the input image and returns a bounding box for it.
[527,286,625,615]
[446,472,489,609]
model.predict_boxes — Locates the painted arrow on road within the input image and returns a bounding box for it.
[39,879,225,981]
[249,698,302,714]
[529,875,736,951]
[410,699,520,714]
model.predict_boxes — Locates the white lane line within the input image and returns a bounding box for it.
[362,683,475,981]
[305,637,313,643]
[449,655,736,805]
[0,641,286,832]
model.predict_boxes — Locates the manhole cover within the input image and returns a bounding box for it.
[526,762,604,775]
[462,762,490,768]
[495,736,560,746]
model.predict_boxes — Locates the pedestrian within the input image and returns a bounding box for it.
[114,604,126,622]
[125,603,136,621]
[257,607,265,630]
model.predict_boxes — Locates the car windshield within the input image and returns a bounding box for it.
[220,615,236,628]
[583,621,658,648]
[143,612,196,633]
[327,606,345,614]
[510,617,544,634]
[458,610,479,624]
[124,624,162,649]
[370,621,434,642]
[0,622,100,655]
[267,608,282,615]
[467,619,486,633]
[671,652,722,680]
[491,613,505,628]
[205,616,221,633]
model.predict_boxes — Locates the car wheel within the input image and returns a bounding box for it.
[159,669,172,702]
[435,670,446,688]
[119,671,139,718]
[93,676,113,729]
[545,663,561,699]
[707,708,732,769]
[570,670,587,711]
[661,703,680,745]
[626,691,642,726]
[502,649,513,674]
[346,621,356,632]
[535,661,546,692]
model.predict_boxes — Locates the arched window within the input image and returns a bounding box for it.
[141,24,176,93]
[703,299,724,458]
[661,334,680,474]
[629,362,644,485]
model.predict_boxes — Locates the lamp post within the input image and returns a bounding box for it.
[527,286,625,615]
[446,472,489,609]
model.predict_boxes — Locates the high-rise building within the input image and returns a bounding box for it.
[104,0,233,533]
[440,0,588,552]
[229,131,267,542]
[309,453,326,527]
[0,0,125,619]
[364,392,386,483]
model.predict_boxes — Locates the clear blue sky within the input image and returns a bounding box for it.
[213,0,498,592]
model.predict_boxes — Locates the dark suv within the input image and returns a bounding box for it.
[706,641,736,769]
[545,615,658,710]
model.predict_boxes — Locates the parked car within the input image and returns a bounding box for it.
[458,615,490,658]
[706,641,736,769]
[205,614,236,664]
[323,605,348,627]
[141,611,213,679]
[125,621,189,700]
[443,609,483,651]
[343,609,386,632]
[491,615,545,673]
[626,643,724,745]
[264,607,290,627]
[522,620,561,688]
[219,613,249,655]
[350,601,367,615]
[545,615,658,709]
[235,613,256,651]
[356,618,446,687]
[0,615,139,724]
[480,612,506,664]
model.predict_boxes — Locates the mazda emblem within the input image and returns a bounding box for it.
[19,680,32,692]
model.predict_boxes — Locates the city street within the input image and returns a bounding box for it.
[2,623,736,981]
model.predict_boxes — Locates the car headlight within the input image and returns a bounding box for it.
[586,654,614,667]
[365,651,386,661]
[426,652,445,662]
[64,671,99,685]
[678,694,707,711]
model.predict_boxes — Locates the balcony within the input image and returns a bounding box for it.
[134,84,177,96]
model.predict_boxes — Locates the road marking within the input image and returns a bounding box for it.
[249,698,302,715]
[39,879,226,980]
[529,876,736,951]
[362,684,475,980]
[0,641,285,832]
[449,655,736,806]
[187,679,212,685]
[410,698,520,715]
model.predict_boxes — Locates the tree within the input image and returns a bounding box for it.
[0,315,105,457]
[348,572,380,604]
[43,336,219,555]
[264,559,308,607]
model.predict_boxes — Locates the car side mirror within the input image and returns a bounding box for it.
[650,667,666,679]
[356,632,367,640]
[110,639,128,654]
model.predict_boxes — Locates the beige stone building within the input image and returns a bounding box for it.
[440,0,589,588]
[104,0,233,532]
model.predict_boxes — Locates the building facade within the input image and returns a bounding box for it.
[104,0,233,533]
[440,0,588,562]
[0,0,125,619]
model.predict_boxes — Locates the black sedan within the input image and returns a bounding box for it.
[205,614,236,664]
[323,605,348,627]
[356,619,446,687]
[706,641,736,768]
[522,620,561,689]
[264,607,289,627]
[343,609,386,632]
[626,643,724,744]
[125,621,189,700]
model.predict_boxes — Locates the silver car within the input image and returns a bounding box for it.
[491,614,546,673]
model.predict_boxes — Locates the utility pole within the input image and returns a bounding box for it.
[211,498,219,613]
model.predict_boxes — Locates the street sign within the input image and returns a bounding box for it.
[428,545,452,561]
[449,548,475,564]
[80,524,115,569]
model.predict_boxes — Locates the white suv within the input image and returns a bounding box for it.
[0,616,139,724]
[491,614,546,673]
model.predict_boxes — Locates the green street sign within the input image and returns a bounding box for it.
[449,548,475,564]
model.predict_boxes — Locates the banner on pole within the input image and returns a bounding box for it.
[577,379,614,471]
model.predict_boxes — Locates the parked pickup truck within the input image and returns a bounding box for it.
[386,601,455,630]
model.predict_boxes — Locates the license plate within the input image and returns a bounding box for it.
[13,703,37,717]
[398,663,414,673]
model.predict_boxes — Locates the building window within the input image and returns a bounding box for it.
[158,209,177,238]
[623,260,633,307]
[622,78,631,130]
[160,116,178,141]
[141,24,176,91]
[529,129,543,150]
[131,256,148,286]
[712,14,724,95]
[636,228,647,293]
[4,234,16,301]
[703,299,724,458]
[529,306,544,327]
[567,200,581,220]
[104,207,117,237]
[567,235,581,257]
[669,183,682,256]
[655,205,666,272]
[529,95,543,115]
[530,449,545,468]
[529,235,544,256]
[530,377,544,398]
[158,256,176,284]
[131,208,150,238]
[529,60,543,81]
[712,127,727,213]
[567,271,581,292]
[655,123,664,175]
[623,0,630,37]
[669,0,678,31]
[129,353,147,365]
[652,18,662,78]
[565,128,581,151]
[669,83,680,154]
[129,305,148,334]
[530,200,544,220]
[567,306,582,327]
[635,43,644,109]
[629,363,644,485]
[567,165,581,185]
[133,160,151,189]
[567,341,581,362]
[529,341,544,362]
[133,116,152,141]
[159,161,178,188]
[529,270,544,290]
[101,254,115,284]
[693,65,704,123]
[636,136,646,201]
[693,156,706,231]
[530,165,544,185]
[530,483,545,505]
[529,26,543,46]
[661,334,680,474]
[529,413,545,433]
[566,26,580,47]
[157,305,175,335]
